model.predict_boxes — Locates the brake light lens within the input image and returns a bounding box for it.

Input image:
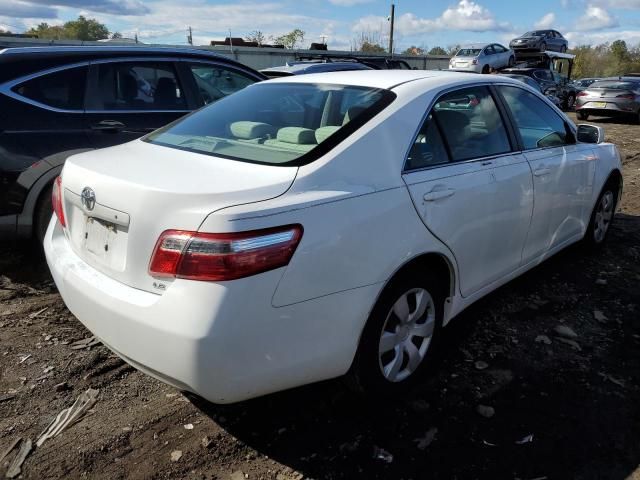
[52,176,66,228]
[616,93,635,100]
[577,91,589,97]
[149,225,303,281]
[471,59,478,65]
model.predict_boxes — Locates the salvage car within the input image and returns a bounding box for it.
[449,43,515,73]
[501,67,578,109]
[576,77,640,122]
[498,73,562,107]
[261,61,373,78]
[0,46,265,243]
[510,30,568,53]
[45,71,623,403]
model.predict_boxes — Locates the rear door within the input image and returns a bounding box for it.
[403,85,533,297]
[496,85,596,262]
[85,59,191,149]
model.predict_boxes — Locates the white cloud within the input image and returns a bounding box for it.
[565,28,640,45]
[535,12,556,29]
[352,0,510,37]
[574,5,618,30]
[600,0,640,8]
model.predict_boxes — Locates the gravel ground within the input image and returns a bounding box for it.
[1,113,639,480]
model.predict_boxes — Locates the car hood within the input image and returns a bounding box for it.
[514,36,542,41]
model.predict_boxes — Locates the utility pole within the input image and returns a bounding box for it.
[187,26,193,45]
[388,3,395,56]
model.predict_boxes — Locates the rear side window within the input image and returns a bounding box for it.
[94,62,186,111]
[406,113,449,170]
[499,85,568,149]
[432,86,511,162]
[189,64,256,105]
[13,66,87,110]
[146,83,395,166]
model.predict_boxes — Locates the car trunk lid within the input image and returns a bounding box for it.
[60,140,298,294]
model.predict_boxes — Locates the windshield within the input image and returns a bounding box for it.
[456,48,481,57]
[591,80,640,90]
[524,31,546,37]
[146,83,394,166]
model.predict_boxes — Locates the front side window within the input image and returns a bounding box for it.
[95,62,186,111]
[499,85,568,149]
[189,64,256,105]
[13,66,87,110]
[432,86,511,162]
[146,83,394,166]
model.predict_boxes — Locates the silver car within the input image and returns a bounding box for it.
[449,43,515,74]
[576,78,640,123]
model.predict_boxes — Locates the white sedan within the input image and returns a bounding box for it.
[45,71,622,403]
[449,43,515,73]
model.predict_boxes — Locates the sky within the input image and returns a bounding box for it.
[2,0,640,51]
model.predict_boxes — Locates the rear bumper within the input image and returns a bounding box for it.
[449,65,482,73]
[576,102,638,116]
[44,218,377,403]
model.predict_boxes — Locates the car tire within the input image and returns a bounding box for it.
[540,42,547,52]
[34,184,53,246]
[564,93,576,110]
[482,64,490,74]
[346,270,445,397]
[577,111,589,120]
[584,182,618,249]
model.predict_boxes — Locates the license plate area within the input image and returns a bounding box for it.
[83,217,116,260]
[590,101,607,108]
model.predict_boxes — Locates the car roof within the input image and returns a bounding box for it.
[261,62,372,74]
[264,69,523,90]
[459,43,490,49]
[0,45,266,82]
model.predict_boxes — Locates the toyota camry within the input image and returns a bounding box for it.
[45,71,623,403]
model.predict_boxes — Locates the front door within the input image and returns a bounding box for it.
[403,86,534,297]
[85,60,190,149]
[496,85,595,263]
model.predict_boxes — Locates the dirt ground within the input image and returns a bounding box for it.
[1,112,639,480]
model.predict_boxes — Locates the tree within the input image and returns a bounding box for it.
[611,39,629,63]
[26,15,109,41]
[245,30,266,45]
[403,46,425,55]
[446,44,461,56]
[428,46,447,55]
[273,29,305,49]
[111,32,123,39]
[361,41,386,53]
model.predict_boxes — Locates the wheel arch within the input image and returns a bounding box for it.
[604,168,623,206]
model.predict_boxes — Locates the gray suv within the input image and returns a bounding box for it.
[510,30,568,53]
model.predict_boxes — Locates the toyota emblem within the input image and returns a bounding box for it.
[81,187,96,211]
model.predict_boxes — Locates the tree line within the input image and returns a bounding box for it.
[570,40,640,78]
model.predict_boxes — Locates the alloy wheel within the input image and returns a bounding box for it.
[594,191,614,243]
[378,288,435,383]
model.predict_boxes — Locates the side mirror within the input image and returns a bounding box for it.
[577,124,605,144]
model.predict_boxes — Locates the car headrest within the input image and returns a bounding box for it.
[315,126,340,143]
[276,127,317,145]
[230,121,276,140]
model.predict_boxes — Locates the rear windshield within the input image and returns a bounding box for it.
[456,49,481,56]
[590,80,639,90]
[145,83,394,166]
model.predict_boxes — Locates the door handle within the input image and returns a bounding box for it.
[91,120,125,132]
[423,188,455,202]
[533,167,551,177]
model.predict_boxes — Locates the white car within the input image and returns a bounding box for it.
[449,43,515,73]
[45,71,622,404]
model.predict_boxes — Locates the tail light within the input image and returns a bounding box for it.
[471,59,478,65]
[616,93,635,100]
[52,176,66,228]
[149,225,303,281]
[577,91,589,97]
